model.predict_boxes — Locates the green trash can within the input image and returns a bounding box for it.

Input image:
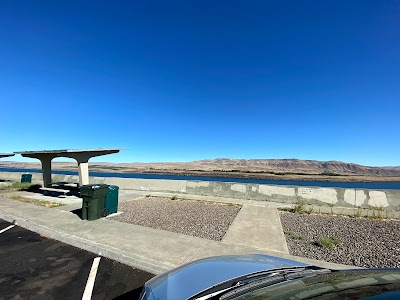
[104,185,119,216]
[80,184,109,221]
[21,173,32,183]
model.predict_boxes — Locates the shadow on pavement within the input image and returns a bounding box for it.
[113,286,144,299]
[71,208,82,218]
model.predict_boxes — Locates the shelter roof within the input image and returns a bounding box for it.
[15,148,122,155]
[15,148,123,159]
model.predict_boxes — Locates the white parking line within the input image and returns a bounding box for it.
[0,225,15,234]
[82,256,101,300]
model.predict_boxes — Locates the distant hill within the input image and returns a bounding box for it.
[1,158,400,177]
[184,158,400,176]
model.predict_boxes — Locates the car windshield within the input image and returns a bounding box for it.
[190,266,331,300]
[220,270,400,300]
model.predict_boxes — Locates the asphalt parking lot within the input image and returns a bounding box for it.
[0,219,155,300]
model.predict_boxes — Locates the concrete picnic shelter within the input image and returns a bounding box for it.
[0,153,15,159]
[14,149,121,187]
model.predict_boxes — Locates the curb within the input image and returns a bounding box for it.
[0,209,359,272]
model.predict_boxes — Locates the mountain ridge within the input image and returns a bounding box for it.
[188,158,400,176]
[1,158,400,177]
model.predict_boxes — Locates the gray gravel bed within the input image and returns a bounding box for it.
[280,212,400,268]
[110,197,241,241]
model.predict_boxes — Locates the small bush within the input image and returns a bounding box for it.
[354,208,362,218]
[371,210,381,219]
[171,195,177,200]
[294,200,307,214]
[317,236,341,249]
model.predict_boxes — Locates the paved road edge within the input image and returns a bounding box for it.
[0,211,167,275]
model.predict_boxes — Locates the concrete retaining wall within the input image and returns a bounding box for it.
[1,171,399,210]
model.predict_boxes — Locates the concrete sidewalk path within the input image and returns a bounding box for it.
[0,197,355,275]
[222,205,289,254]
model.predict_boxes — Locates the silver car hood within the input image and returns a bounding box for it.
[143,254,309,300]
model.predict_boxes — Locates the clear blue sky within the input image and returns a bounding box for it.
[1,1,399,166]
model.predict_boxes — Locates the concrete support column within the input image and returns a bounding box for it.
[39,157,53,187]
[77,160,89,186]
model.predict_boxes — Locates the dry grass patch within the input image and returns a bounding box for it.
[0,182,41,192]
[7,194,64,208]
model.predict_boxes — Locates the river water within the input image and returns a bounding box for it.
[1,167,400,190]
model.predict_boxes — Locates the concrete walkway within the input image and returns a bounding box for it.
[0,194,356,275]
[222,205,289,254]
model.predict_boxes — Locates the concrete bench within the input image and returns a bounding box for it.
[51,182,79,189]
[63,183,79,187]
[51,182,80,191]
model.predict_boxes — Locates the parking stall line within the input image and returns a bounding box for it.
[0,225,15,234]
[82,256,101,300]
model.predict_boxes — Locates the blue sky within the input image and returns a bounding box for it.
[1,1,399,166]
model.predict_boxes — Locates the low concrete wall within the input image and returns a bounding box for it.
[1,171,399,210]
[0,171,44,184]
[184,180,400,210]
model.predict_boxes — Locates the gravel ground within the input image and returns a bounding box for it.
[110,197,241,241]
[280,212,400,268]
